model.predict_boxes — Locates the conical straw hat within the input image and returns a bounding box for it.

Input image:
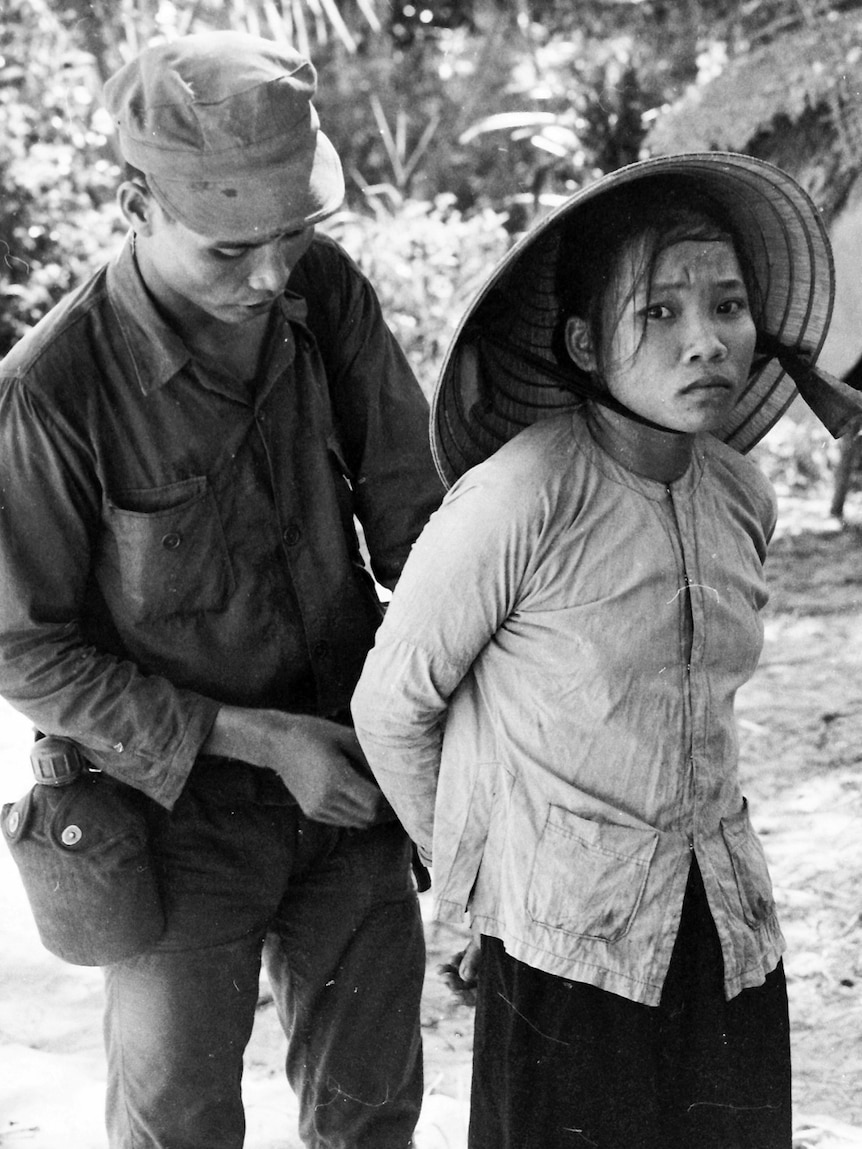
[432,152,843,488]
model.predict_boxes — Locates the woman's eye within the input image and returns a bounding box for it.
[718,298,748,315]
[644,303,672,320]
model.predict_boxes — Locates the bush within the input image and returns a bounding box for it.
[324,193,511,397]
[0,1,125,355]
[750,405,842,496]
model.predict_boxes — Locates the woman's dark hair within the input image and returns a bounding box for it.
[553,175,764,385]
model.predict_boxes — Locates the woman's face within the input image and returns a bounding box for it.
[595,237,757,434]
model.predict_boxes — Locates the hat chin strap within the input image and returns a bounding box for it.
[470,328,862,452]
[583,336,862,441]
[549,359,687,436]
[585,396,695,484]
[485,335,679,432]
[588,387,687,436]
[794,364,862,437]
[755,333,862,439]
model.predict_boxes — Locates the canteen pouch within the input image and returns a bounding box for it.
[1,766,165,965]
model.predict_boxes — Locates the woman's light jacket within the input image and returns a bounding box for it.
[352,409,785,1006]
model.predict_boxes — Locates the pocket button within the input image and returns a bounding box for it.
[61,824,83,846]
[7,810,19,834]
[161,532,182,550]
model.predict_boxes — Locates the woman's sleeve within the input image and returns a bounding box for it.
[351,463,534,857]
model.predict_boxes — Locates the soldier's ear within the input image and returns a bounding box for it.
[117,179,158,236]
[564,316,597,373]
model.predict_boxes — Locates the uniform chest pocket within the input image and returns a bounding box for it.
[527,806,658,943]
[101,477,235,623]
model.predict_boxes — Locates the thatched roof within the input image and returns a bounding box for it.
[645,10,862,158]
[646,10,862,380]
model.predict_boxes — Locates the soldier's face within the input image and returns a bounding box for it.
[135,194,314,328]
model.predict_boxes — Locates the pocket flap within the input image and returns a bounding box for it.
[527,806,659,943]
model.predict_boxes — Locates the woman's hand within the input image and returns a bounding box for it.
[458,935,482,988]
[439,932,481,1007]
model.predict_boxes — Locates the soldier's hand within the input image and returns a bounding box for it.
[203,706,388,828]
[267,714,387,828]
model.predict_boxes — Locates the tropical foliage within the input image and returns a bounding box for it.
[3,0,862,469]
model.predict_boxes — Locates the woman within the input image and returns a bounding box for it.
[351,154,861,1148]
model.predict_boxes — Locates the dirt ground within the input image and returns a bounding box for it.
[729,492,862,1141]
[2,488,862,1147]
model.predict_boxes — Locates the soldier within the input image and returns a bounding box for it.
[0,31,441,1149]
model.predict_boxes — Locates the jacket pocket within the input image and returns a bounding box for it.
[720,798,776,928]
[526,806,658,943]
[101,477,235,623]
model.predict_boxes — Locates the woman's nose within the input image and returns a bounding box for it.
[683,315,727,362]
